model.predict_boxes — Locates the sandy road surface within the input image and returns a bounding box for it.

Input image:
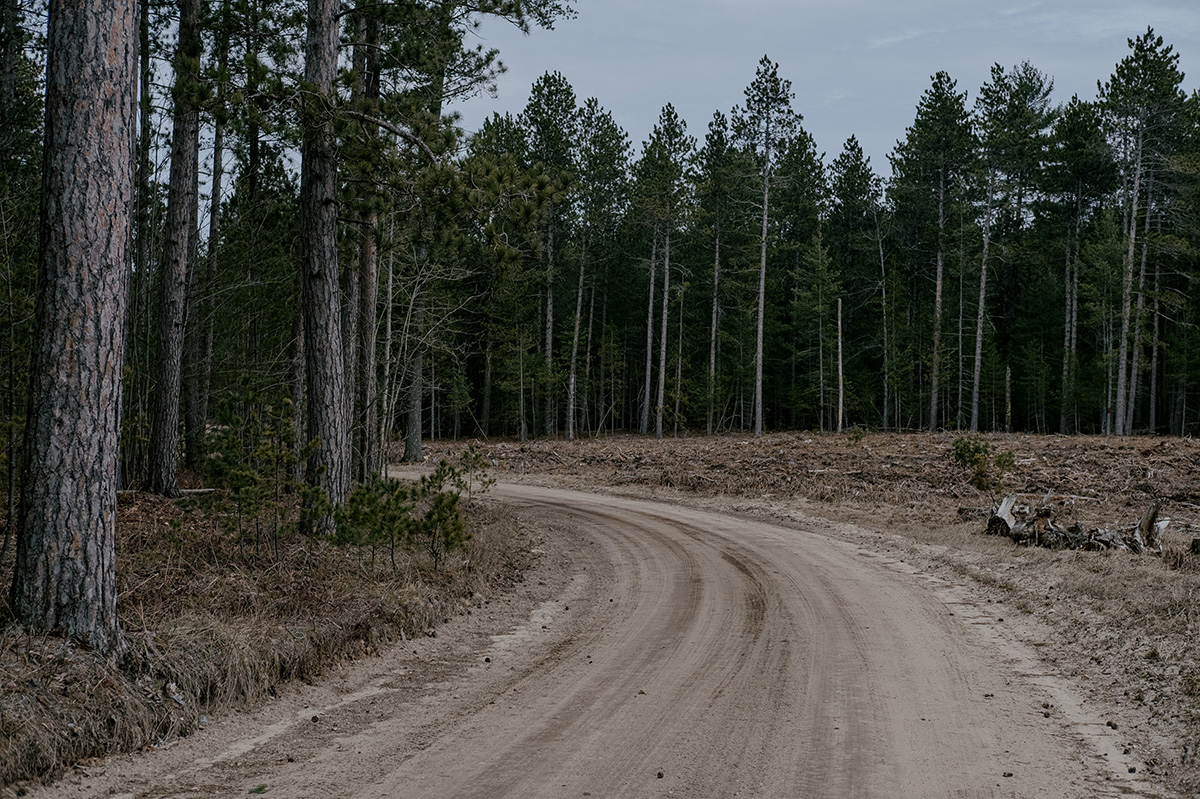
[33,484,1163,798]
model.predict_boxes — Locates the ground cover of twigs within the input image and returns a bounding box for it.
[431,430,1200,794]
[0,489,530,791]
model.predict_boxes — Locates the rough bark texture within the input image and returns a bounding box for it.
[148,0,201,497]
[298,0,349,534]
[353,12,380,480]
[10,0,136,655]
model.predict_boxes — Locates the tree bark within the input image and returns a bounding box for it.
[754,162,769,438]
[655,229,671,439]
[929,168,946,433]
[298,0,349,534]
[1114,129,1144,436]
[10,0,136,655]
[183,0,229,472]
[146,0,201,497]
[402,291,425,462]
[566,237,585,440]
[837,297,844,432]
[543,222,555,437]
[707,230,720,436]
[970,171,995,432]
[639,231,656,435]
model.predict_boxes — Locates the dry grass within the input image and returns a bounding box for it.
[0,491,529,789]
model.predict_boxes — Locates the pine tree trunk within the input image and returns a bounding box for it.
[971,172,995,432]
[674,283,683,437]
[582,286,595,434]
[543,222,555,437]
[10,0,136,655]
[1126,205,1153,434]
[183,8,228,471]
[147,0,201,497]
[930,169,946,433]
[754,166,769,438]
[566,237,586,440]
[707,230,720,436]
[298,0,349,533]
[640,231,656,435]
[837,296,844,432]
[875,211,889,431]
[352,15,381,478]
[403,293,425,462]
[655,229,670,439]
[481,340,492,437]
[289,308,306,485]
[1114,130,1144,436]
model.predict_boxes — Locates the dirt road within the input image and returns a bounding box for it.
[34,484,1164,798]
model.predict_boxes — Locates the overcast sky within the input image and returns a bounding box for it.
[453,1,1200,174]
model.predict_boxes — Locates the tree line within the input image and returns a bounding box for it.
[1,0,1198,651]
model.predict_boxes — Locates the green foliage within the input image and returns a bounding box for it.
[336,458,487,572]
[951,434,1014,491]
[204,388,300,556]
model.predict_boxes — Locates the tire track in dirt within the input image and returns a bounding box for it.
[28,483,1167,798]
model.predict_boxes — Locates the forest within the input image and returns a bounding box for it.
[3,2,1200,640]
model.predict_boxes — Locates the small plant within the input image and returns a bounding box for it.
[951,434,1013,491]
[335,459,475,572]
[455,444,496,503]
[845,425,868,444]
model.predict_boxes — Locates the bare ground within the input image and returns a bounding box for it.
[7,431,1200,797]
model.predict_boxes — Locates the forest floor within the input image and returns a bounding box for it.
[4,431,1200,797]
[0,489,536,794]
[422,430,1200,795]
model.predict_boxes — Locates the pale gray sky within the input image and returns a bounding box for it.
[454,1,1200,174]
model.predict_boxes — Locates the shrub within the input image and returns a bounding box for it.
[951,434,1013,491]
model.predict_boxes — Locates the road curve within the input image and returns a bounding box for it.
[32,484,1157,799]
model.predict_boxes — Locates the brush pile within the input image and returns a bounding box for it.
[982,495,1169,554]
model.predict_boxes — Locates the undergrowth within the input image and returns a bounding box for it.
[0,446,515,790]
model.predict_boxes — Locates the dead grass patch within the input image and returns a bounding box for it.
[0,492,529,790]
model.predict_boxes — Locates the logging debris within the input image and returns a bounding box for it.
[982,495,1168,554]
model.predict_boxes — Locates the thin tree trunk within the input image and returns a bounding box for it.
[754,165,769,438]
[930,169,946,433]
[582,286,595,434]
[640,231,657,435]
[183,1,229,471]
[655,229,671,439]
[543,222,555,437]
[837,296,844,432]
[970,171,995,432]
[481,340,492,437]
[147,0,202,497]
[1114,130,1144,436]
[1126,202,1153,434]
[674,283,684,437]
[379,229,394,470]
[566,237,586,440]
[875,210,889,430]
[289,308,306,485]
[707,230,720,436]
[11,0,136,655]
[403,291,425,462]
[298,0,349,533]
